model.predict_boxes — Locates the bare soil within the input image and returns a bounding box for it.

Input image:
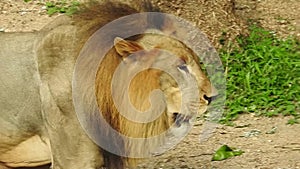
[235,0,300,39]
[0,0,299,168]
[139,114,300,169]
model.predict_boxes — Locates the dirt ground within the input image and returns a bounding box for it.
[0,0,299,168]
[138,114,300,169]
[234,0,300,39]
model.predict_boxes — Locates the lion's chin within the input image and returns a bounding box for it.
[169,122,191,137]
[170,112,195,137]
[199,105,208,114]
[150,119,193,156]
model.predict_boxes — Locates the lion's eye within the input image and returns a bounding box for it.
[177,64,188,72]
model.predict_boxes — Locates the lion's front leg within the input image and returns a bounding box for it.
[40,84,104,169]
[45,110,105,169]
[46,120,104,169]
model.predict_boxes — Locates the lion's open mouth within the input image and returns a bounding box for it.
[150,112,195,156]
[173,112,193,127]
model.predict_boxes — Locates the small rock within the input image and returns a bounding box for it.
[278,20,288,24]
[235,123,251,128]
[163,158,171,163]
[0,28,5,32]
[41,6,47,10]
[242,129,261,138]
[20,11,27,15]
[176,9,181,15]
[266,127,277,134]
[180,164,188,168]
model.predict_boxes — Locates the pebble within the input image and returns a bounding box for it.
[266,127,277,134]
[20,11,27,15]
[242,129,261,138]
[0,28,5,32]
[176,8,181,15]
[279,20,288,24]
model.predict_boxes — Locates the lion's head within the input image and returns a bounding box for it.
[112,33,217,126]
[94,31,217,166]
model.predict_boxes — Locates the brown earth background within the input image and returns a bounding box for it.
[0,0,299,169]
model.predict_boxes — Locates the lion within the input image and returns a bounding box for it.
[0,1,217,169]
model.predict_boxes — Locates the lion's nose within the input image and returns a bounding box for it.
[203,94,218,105]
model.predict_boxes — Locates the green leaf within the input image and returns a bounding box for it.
[72,1,80,6]
[47,7,59,15]
[60,7,66,13]
[287,118,299,125]
[66,6,78,15]
[212,145,244,161]
[46,2,55,7]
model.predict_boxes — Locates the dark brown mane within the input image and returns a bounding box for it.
[70,2,164,168]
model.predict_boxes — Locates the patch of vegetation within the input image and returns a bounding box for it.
[287,118,299,125]
[212,145,244,161]
[219,25,300,124]
[45,1,80,16]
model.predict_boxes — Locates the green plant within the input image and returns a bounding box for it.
[287,118,299,125]
[212,145,244,161]
[219,25,300,124]
[46,1,80,16]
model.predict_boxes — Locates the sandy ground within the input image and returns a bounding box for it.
[235,0,300,39]
[0,0,299,168]
[139,114,300,169]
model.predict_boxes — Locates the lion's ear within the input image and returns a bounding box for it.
[114,37,143,59]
